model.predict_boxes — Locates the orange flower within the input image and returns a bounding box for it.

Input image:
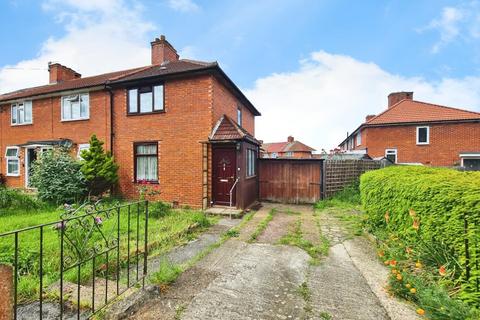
[385,211,390,223]
[384,260,390,265]
[389,260,397,266]
[416,308,425,316]
[410,288,417,294]
[396,274,403,281]
[409,208,416,217]
[392,269,398,274]
[412,219,420,230]
[378,251,385,257]
[439,265,447,276]
[405,247,413,254]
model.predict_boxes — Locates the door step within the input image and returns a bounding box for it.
[205,206,243,219]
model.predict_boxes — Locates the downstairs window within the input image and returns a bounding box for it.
[134,143,158,182]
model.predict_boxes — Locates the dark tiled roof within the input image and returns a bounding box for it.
[0,60,216,102]
[210,115,260,144]
[366,99,480,125]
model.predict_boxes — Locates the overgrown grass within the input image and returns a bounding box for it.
[0,187,49,212]
[0,200,214,303]
[314,182,361,210]
[278,219,329,264]
[249,209,276,242]
[150,259,183,286]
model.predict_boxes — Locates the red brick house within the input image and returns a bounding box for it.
[339,92,480,169]
[262,136,316,159]
[0,35,261,209]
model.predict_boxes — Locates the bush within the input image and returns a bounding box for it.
[80,135,119,196]
[148,201,172,219]
[31,148,86,204]
[360,166,480,313]
[0,187,44,211]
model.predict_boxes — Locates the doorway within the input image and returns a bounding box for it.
[25,147,37,188]
[212,146,237,206]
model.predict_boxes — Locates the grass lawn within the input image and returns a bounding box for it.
[0,200,217,304]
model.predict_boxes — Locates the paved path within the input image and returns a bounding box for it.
[130,204,419,320]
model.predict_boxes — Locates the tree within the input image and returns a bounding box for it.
[31,148,86,204]
[80,135,119,196]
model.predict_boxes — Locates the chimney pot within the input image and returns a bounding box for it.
[365,114,376,122]
[48,62,81,84]
[287,136,294,143]
[151,35,179,65]
[388,91,413,108]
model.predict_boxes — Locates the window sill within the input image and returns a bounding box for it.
[6,174,20,177]
[61,118,90,122]
[11,123,33,127]
[127,110,165,117]
[133,181,159,185]
[416,142,429,145]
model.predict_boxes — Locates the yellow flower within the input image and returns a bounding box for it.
[396,274,403,281]
[392,269,398,274]
[409,208,416,217]
[410,288,417,294]
[415,261,422,269]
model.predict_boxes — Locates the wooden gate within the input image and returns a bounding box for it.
[259,159,323,204]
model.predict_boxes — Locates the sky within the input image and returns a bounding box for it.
[1,0,480,150]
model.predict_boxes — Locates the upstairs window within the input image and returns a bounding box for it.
[61,93,89,121]
[11,101,32,125]
[246,149,257,177]
[128,85,164,114]
[356,131,362,146]
[5,147,20,176]
[237,107,242,126]
[416,126,429,145]
[134,143,158,182]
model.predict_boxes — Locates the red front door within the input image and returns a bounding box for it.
[213,147,237,206]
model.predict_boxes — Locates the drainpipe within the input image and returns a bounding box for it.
[106,86,114,155]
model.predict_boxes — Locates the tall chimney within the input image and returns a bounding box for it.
[151,35,179,65]
[388,91,413,108]
[365,114,376,122]
[48,63,81,84]
[287,136,294,143]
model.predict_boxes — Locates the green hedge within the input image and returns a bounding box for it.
[360,166,480,306]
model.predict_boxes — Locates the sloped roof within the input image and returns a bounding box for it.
[209,115,260,145]
[263,140,316,153]
[366,99,480,125]
[0,60,216,102]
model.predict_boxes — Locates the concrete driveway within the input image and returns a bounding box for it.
[130,204,419,320]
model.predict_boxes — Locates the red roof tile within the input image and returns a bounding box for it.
[0,60,216,102]
[366,99,480,125]
[210,115,259,144]
[263,140,316,153]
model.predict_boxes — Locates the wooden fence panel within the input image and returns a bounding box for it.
[259,159,322,204]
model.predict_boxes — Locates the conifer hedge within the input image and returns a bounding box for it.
[360,166,480,306]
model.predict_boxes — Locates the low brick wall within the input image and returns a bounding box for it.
[323,160,384,198]
[0,264,13,320]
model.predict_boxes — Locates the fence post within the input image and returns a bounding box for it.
[0,264,13,320]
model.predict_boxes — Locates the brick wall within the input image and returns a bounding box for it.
[360,122,480,166]
[0,90,110,188]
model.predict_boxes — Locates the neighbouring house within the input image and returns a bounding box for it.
[0,35,261,209]
[262,136,316,159]
[339,92,480,169]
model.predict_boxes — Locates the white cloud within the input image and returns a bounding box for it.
[0,0,155,94]
[167,0,199,12]
[423,2,480,53]
[245,51,480,151]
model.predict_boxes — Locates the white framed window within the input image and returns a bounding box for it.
[385,149,397,164]
[11,101,32,125]
[271,152,278,159]
[128,85,164,114]
[237,107,242,126]
[61,93,89,121]
[416,126,429,145]
[246,149,257,177]
[5,147,20,176]
[356,131,362,146]
[285,152,293,157]
[77,144,90,159]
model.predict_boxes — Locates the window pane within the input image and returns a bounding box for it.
[62,97,72,119]
[6,148,18,157]
[140,92,153,113]
[136,156,157,181]
[25,101,32,123]
[153,85,164,111]
[80,94,89,118]
[71,97,81,119]
[418,128,427,143]
[136,144,156,155]
[129,89,138,113]
[18,104,25,124]
[237,108,242,126]
[11,105,17,124]
[7,159,19,175]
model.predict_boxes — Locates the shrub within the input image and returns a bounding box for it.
[31,148,86,204]
[80,135,119,196]
[0,187,43,211]
[149,201,172,218]
[360,166,480,311]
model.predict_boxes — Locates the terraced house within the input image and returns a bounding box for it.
[340,92,480,169]
[0,36,261,209]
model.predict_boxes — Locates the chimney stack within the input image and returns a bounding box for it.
[287,136,294,143]
[48,62,81,84]
[388,91,413,108]
[365,114,376,122]
[151,35,179,65]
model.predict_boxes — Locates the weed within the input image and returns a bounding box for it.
[150,259,182,286]
[174,303,187,320]
[224,229,239,238]
[297,281,313,314]
[319,311,332,320]
[279,219,328,262]
[249,209,276,242]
